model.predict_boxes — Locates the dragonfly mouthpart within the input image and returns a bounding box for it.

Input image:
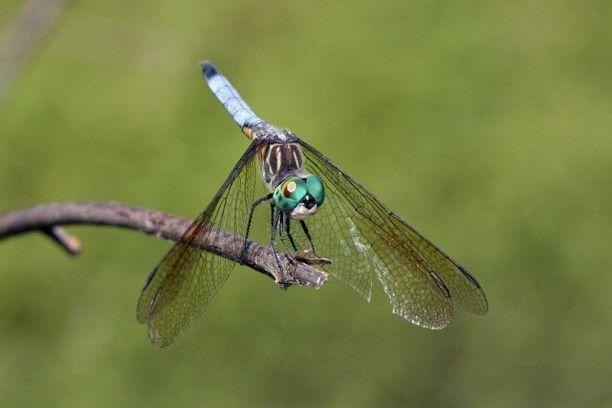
[290,202,318,220]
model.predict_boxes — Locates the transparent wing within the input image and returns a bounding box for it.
[136,141,259,347]
[298,139,488,329]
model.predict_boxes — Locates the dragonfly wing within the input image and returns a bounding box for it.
[298,139,487,329]
[137,141,260,347]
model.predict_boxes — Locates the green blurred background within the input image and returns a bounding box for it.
[1,1,610,406]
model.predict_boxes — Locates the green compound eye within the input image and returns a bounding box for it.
[273,177,307,212]
[305,175,325,206]
[273,175,325,214]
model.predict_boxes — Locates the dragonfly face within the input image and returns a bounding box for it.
[136,61,488,347]
[273,175,325,220]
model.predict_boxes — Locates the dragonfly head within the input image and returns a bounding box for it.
[273,175,325,220]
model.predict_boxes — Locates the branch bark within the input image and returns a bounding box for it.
[0,201,328,289]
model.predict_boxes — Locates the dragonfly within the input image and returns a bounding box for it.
[137,61,488,347]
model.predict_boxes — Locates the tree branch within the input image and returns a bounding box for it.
[0,201,328,289]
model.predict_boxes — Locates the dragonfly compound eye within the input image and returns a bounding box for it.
[305,175,325,206]
[273,177,307,212]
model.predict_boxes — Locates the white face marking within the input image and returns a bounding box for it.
[290,203,318,220]
[286,181,296,193]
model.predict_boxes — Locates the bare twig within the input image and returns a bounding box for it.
[0,201,328,289]
[41,226,82,255]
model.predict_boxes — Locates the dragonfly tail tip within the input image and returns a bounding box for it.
[200,61,218,79]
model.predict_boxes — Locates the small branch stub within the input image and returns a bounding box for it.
[41,226,82,255]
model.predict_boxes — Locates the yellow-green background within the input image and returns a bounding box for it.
[1,1,610,406]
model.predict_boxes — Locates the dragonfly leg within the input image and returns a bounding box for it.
[300,220,317,255]
[269,204,285,274]
[240,193,273,263]
[284,216,298,253]
[278,214,284,239]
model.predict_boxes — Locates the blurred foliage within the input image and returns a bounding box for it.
[1,0,611,407]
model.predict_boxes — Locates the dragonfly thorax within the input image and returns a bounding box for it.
[272,175,325,220]
[260,141,305,189]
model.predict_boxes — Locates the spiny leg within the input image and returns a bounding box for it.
[269,204,284,274]
[278,214,284,239]
[240,193,273,262]
[300,220,317,255]
[284,215,298,253]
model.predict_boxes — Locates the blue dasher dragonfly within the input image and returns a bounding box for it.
[137,62,488,347]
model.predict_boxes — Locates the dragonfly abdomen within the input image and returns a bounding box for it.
[201,62,263,129]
